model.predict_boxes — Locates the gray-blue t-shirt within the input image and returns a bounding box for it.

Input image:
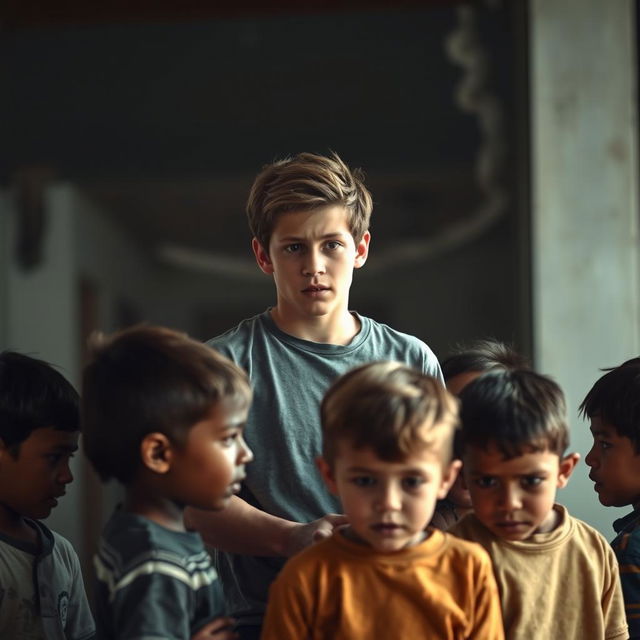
[208,309,442,625]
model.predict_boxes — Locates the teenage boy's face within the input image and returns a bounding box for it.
[252,206,370,328]
[169,401,253,511]
[0,427,77,521]
[319,434,458,552]
[463,444,577,541]
[585,415,640,508]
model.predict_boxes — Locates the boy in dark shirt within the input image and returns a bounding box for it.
[82,325,253,639]
[582,357,640,638]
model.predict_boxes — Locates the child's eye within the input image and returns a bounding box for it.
[351,476,375,487]
[402,476,425,490]
[522,476,544,488]
[324,241,342,251]
[475,476,497,489]
[284,243,303,254]
[599,440,613,450]
[221,433,239,446]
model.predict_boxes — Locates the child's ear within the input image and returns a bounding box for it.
[557,452,581,488]
[437,459,462,500]
[252,238,274,275]
[140,433,173,474]
[316,456,338,495]
[354,231,371,270]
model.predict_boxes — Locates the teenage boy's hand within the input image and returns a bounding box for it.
[286,513,349,556]
[192,617,238,639]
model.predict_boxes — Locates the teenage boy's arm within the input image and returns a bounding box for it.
[185,497,347,557]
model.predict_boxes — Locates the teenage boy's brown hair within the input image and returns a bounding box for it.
[82,325,251,484]
[320,361,458,467]
[246,151,373,252]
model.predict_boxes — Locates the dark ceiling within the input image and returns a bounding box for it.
[2,1,511,257]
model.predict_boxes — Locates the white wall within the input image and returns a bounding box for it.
[531,0,640,534]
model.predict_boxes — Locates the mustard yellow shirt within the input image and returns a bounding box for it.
[261,528,504,640]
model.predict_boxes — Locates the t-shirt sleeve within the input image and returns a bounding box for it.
[65,547,96,640]
[261,568,313,640]
[469,551,505,640]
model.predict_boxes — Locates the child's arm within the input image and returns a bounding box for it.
[260,566,313,640]
[469,553,505,640]
[604,545,633,640]
[56,538,96,640]
[185,496,347,557]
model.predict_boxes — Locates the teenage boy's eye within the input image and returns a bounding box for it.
[599,440,612,450]
[284,244,302,254]
[522,476,543,488]
[325,241,342,250]
[221,433,239,446]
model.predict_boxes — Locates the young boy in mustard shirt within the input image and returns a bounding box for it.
[582,357,640,638]
[261,361,504,640]
[450,369,627,640]
[82,326,253,640]
[186,152,442,639]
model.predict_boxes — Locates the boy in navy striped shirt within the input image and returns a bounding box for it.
[82,325,253,640]
[583,357,640,638]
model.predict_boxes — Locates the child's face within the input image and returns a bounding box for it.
[463,444,576,541]
[252,205,370,328]
[168,401,253,511]
[0,427,77,521]
[585,416,640,508]
[319,436,458,552]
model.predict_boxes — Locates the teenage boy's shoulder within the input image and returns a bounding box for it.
[208,310,442,378]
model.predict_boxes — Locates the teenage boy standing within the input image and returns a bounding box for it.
[186,152,442,638]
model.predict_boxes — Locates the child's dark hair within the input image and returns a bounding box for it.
[82,325,252,484]
[441,339,530,382]
[321,361,458,467]
[579,357,640,452]
[459,369,568,458]
[0,351,79,457]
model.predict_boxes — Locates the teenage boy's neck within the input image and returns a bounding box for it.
[123,484,187,532]
[270,307,361,345]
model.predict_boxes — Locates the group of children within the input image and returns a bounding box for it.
[1,152,638,639]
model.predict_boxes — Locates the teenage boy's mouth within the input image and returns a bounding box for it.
[302,285,329,293]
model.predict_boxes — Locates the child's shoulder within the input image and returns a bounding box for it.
[100,510,206,566]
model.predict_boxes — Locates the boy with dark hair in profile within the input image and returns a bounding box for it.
[582,357,640,638]
[450,369,627,640]
[0,351,95,640]
[432,339,530,529]
[262,361,504,640]
[82,326,253,640]
[186,152,442,638]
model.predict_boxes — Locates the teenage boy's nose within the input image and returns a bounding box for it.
[584,446,597,468]
[375,483,402,512]
[302,249,326,276]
